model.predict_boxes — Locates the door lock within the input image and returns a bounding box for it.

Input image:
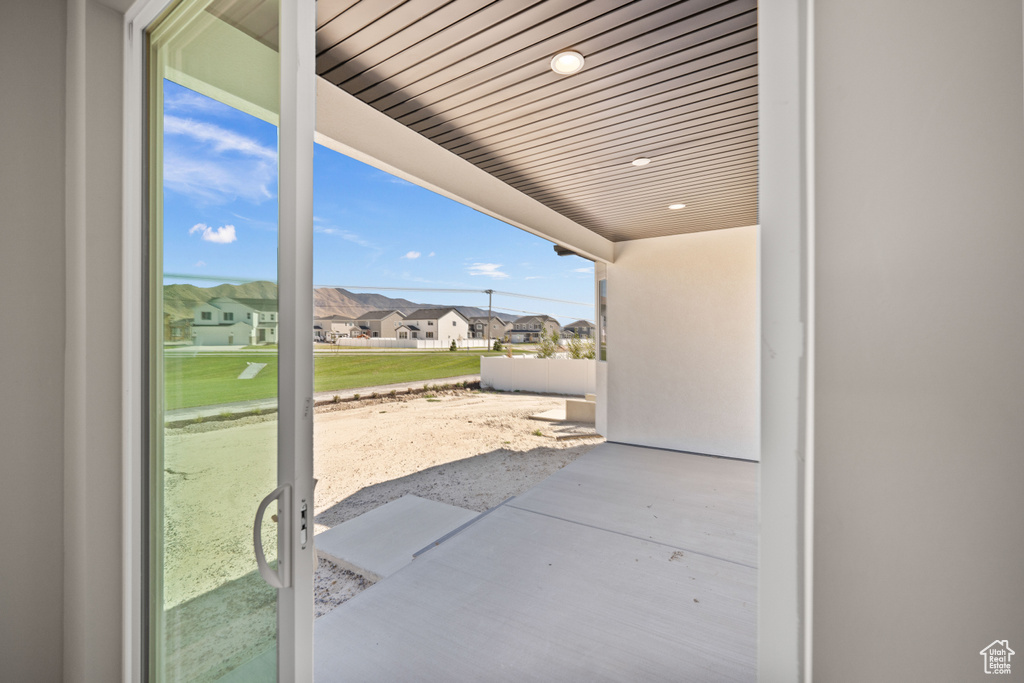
[300,500,308,548]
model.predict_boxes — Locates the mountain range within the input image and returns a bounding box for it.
[163,281,517,323]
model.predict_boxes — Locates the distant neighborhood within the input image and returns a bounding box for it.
[163,283,593,347]
[315,309,595,345]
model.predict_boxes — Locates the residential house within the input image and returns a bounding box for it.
[168,317,192,342]
[402,308,470,344]
[468,315,512,341]
[354,309,404,338]
[394,323,417,339]
[192,296,277,346]
[510,315,561,343]
[7,1,1024,681]
[314,315,360,342]
[561,320,594,339]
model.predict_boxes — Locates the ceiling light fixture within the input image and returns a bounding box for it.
[669,203,686,210]
[550,50,585,75]
[632,157,652,166]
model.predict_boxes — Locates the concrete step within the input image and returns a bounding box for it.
[315,495,479,582]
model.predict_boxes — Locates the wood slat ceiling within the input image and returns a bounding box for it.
[315,0,758,242]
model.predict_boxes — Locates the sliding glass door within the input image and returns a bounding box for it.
[144,1,313,680]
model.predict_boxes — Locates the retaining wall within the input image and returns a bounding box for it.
[481,357,596,395]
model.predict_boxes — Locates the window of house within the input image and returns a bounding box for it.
[224,312,234,321]
[426,332,434,339]
[428,321,433,326]
[452,320,456,326]
[270,314,275,321]
[373,332,379,337]
[201,311,212,320]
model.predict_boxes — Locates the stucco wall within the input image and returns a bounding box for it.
[0,2,68,680]
[480,357,596,395]
[605,226,759,461]
[811,1,1024,680]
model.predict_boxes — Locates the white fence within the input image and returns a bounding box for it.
[333,338,492,349]
[481,357,596,395]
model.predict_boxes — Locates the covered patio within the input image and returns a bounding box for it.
[314,442,756,682]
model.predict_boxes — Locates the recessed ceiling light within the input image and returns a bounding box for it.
[631,157,651,166]
[550,50,585,75]
[669,203,686,210]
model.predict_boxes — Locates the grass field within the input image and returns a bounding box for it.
[164,350,496,410]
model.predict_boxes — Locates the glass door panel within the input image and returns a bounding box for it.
[148,2,281,680]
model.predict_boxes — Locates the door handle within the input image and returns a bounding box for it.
[254,483,292,589]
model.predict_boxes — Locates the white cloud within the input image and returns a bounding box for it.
[162,116,277,204]
[164,116,276,162]
[164,89,234,116]
[525,276,545,280]
[572,266,594,274]
[164,151,275,204]
[403,251,422,259]
[468,263,509,279]
[194,260,207,268]
[428,252,436,257]
[312,224,377,249]
[189,223,237,244]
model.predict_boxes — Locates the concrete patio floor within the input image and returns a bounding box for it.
[314,442,757,682]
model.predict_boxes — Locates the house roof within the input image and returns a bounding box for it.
[404,308,469,322]
[513,315,559,325]
[229,297,278,312]
[356,309,402,321]
[564,320,594,328]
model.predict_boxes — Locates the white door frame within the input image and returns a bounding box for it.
[120,1,813,681]
[758,1,815,680]
[121,0,316,680]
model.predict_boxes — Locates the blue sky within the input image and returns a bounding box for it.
[162,80,595,323]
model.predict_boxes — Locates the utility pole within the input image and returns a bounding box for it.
[485,289,493,349]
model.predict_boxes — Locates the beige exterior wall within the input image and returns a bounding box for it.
[810,2,1024,680]
[0,1,69,679]
[469,317,510,340]
[605,227,758,461]
[403,312,469,343]
[359,311,403,337]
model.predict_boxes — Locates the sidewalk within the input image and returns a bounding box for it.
[164,374,481,423]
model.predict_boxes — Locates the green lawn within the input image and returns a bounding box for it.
[164,351,495,410]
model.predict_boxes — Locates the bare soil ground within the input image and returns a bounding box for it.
[311,389,603,617]
[161,389,602,679]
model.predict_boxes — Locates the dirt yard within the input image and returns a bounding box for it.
[161,389,603,625]
[311,388,604,617]
[313,388,601,529]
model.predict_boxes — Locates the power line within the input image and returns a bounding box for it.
[489,290,590,307]
[164,278,592,308]
[321,284,590,307]
[164,272,276,284]
[163,276,592,319]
